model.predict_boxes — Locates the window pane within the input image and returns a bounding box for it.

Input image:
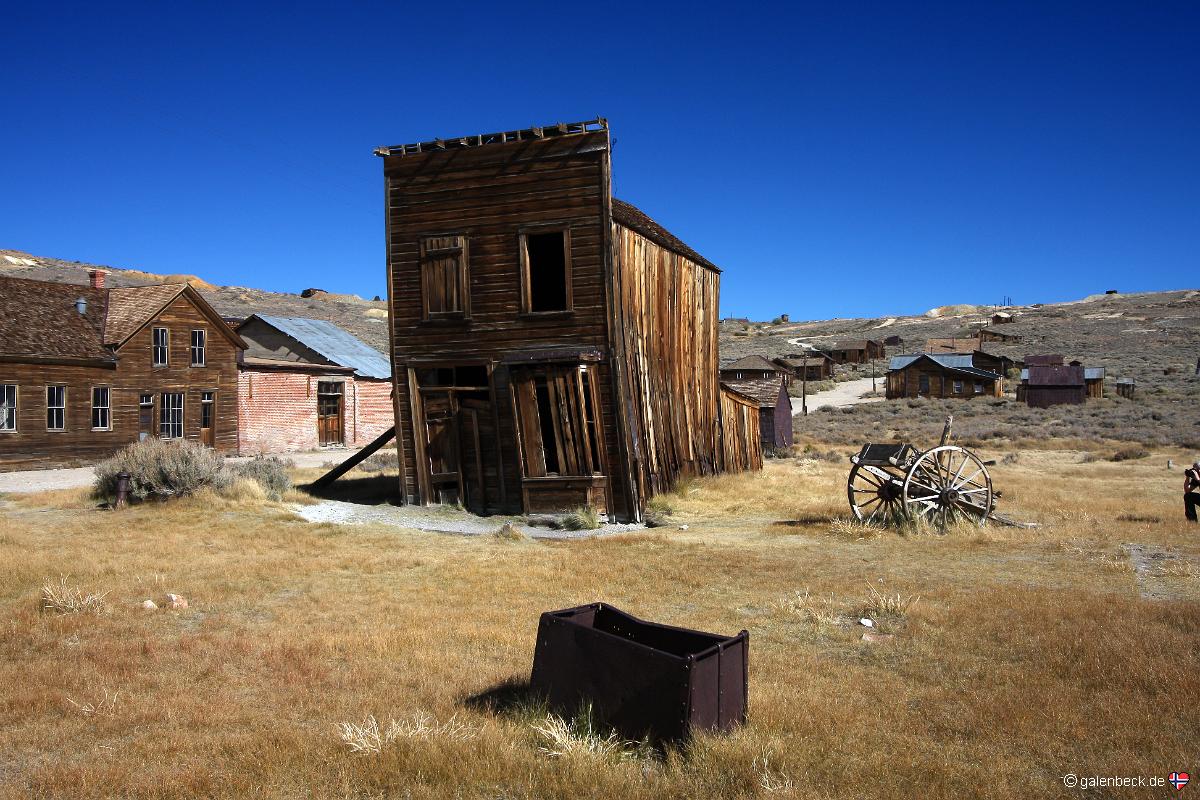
[153,328,169,366]
[92,387,110,430]
[525,231,568,311]
[160,392,183,438]
[47,386,65,430]
[0,385,15,431]
[191,330,206,365]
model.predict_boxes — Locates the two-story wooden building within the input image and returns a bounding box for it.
[0,272,245,470]
[375,119,760,521]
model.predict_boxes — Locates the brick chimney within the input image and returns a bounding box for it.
[88,269,106,289]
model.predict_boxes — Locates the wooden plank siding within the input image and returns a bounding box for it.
[0,293,241,470]
[380,123,760,521]
[719,388,763,473]
[885,363,1000,400]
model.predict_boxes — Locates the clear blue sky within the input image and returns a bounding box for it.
[3,1,1197,320]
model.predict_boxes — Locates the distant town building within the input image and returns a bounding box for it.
[720,355,783,382]
[824,339,884,364]
[885,354,1002,400]
[720,377,792,451]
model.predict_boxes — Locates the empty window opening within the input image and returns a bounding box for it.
[0,385,15,431]
[92,387,111,430]
[160,392,184,439]
[191,329,207,366]
[153,327,169,366]
[523,230,569,312]
[47,386,66,430]
[534,379,561,474]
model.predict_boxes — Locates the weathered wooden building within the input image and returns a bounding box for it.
[1015,357,1101,405]
[236,315,393,453]
[773,354,834,383]
[825,339,884,364]
[885,354,1002,400]
[926,336,980,354]
[0,273,245,470]
[978,326,1021,344]
[721,377,792,451]
[376,119,760,521]
[719,355,782,382]
[991,311,1016,325]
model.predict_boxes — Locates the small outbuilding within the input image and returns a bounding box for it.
[1016,355,1086,407]
[720,354,783,382]
[236,315,393,453]
[979,326,1022,344]
[991,311,1016,325]
[772,354,834,384]
[825,339,884,364]
[721,377,792,451]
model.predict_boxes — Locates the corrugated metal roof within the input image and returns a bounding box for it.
[1084,367,1105,380]
[254,315,391,379]
[888,353,1001,380]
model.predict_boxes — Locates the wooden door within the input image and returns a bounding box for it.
[317,382,344,446]
[458,397,495,514]
[421,390,461,504]
[199,391,215,447]
[138,394,154,441]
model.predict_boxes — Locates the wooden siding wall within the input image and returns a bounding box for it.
[0,295,240,470]
[885,365,1000,400]
[611,223,725,503]
[719,389,762,473]
[383,132,626,514]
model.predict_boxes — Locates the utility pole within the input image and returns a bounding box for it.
[801,363,808,415]
[871,357,876,394]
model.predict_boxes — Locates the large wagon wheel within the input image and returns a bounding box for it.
[847,463,907,525]
[901,445,993,529]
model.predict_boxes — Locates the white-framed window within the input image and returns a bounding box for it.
[153,327,169,366]
[191,329,206,366]
[46,385,66,431]
[91,386,111,430]
[0,384,16,431]
[160,392,184,438]
[953,380,964,394]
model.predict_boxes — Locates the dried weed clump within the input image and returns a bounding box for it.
[337,712,481,754]
[41,576,108,615]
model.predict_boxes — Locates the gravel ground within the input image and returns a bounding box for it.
[290,499,645,539]
[0,447,364,494]
[794,377,884,414]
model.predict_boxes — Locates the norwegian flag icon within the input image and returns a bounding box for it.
[1169,772,1190,790]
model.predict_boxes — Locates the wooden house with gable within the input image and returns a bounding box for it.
[720,377,792,451]
[376,119,760,521]
[0,272,245,470]
[719,355,783,382]
[885,353,1003,400]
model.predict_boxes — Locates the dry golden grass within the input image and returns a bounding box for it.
[0,446,1197,799]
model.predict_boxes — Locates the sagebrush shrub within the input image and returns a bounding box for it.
[232,456,292,500]
[93,438,229,502]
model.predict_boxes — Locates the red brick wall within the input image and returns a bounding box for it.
[238,370,394,454]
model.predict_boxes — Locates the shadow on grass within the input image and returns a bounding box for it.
[462,677,544,719]
[771,514,831,527]
[298,474,402,506]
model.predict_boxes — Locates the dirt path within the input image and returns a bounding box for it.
[0,448,364,494]
[793,377,884,414]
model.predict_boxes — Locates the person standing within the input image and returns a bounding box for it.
[1186,461,1200,522]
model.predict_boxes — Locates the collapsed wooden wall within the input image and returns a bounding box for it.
[611,223,725,502]
[719,388,762,473]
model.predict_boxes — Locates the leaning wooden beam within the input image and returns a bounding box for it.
[310,426,396,490]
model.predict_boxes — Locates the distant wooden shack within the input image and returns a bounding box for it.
[1082,366,1105,398]
[883,334,904,347]
[719,355,782,382]
[825,339,884,364]
[721,377,792,451]
[978,326,1021,344]
[1017,355,1086,407]
[375,118,760,522]
[991,311,1016,325]
[772,354,834,383]
[1115,378,1136,398]
[886,354,1002,399]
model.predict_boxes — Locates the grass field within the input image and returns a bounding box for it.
[1,446,1198,799]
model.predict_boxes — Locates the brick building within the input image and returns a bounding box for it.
[236,315,392,453]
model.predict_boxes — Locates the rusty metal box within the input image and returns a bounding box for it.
[529,603,748,742]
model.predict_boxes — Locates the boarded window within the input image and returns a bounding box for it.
[520,229,571,312]
[0,384,15,431]
[191,329,206,366]
[160,392,184,439]
[419,235,469,318]
[512,365,601,477]
[91,387,111,430]
[153,327,169,366]
[47,385,66,430]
